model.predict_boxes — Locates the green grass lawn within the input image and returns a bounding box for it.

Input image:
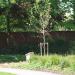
[0,72,16,75]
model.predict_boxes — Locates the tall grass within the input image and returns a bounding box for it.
[9,54,75,75]
[29,55,75,70]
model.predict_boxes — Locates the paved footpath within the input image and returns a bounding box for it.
[0,68,60,75]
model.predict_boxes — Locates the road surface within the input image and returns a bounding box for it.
[0,68,60,75]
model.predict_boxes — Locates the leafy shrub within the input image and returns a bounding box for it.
[29,55,75,70]
[50,55,61,65]
[60,59,70,69]
[30,55,62,69]
[71,63,75,71]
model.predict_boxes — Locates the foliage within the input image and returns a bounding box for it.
[0,55,25,63]
[0,0,75,32]
[9,54,75,75]
[0,54,74,75]
[28,55,75,75]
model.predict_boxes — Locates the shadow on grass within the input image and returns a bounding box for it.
[0,55,26,63]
